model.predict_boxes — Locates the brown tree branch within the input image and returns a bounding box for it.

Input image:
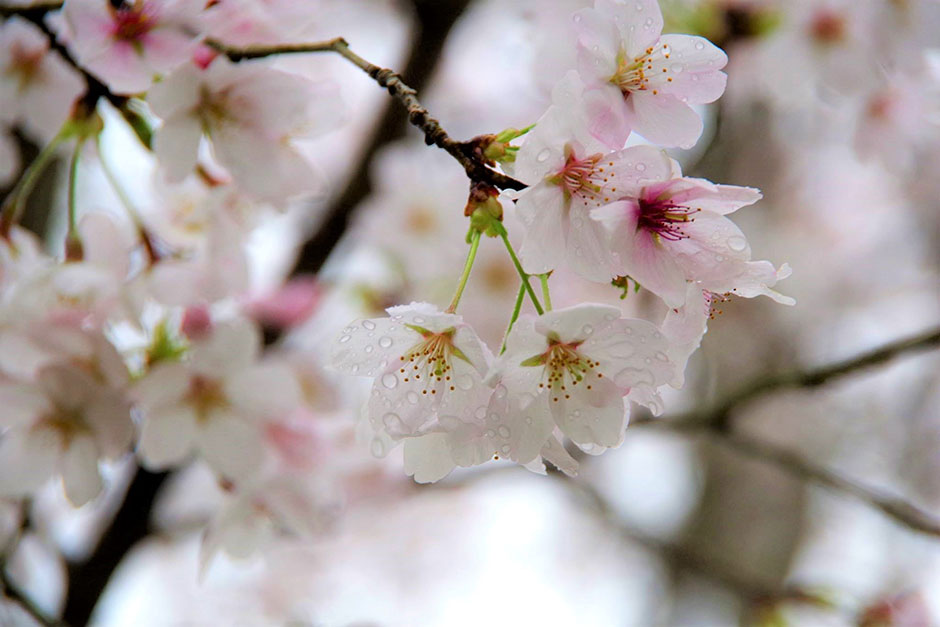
[634,326,940,538]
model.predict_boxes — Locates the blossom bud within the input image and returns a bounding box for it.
[464,182,502,239]
[469,124,535,165]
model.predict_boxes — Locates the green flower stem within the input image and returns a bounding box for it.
[539,274,552,311]
[494,221,544,315]
[500,282,527,355]
[446,229,482,313]
[0,128,69,236]
[66,136,86,249]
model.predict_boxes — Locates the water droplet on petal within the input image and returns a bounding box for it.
[671,63,684,73]
[407,391,420,404]
[497,425,511,438]
[413,316,425,324]
[715,254,724,262]
[582,324,594,335]
[339,335,351,343]
[370,438,385,457]
[524,416,533,425]
[695,41,705,50]
[572,13,582,23]
[573,217,583,228]
[500,445,511,454]
[382,373,398,389]
[365,345,374,354]
[382,412,401,429]
[457,374,474,390]
[362,320,376,330]
[536,148,552,162]
[635,2,643,10]
[495,384,507,399]
[378,336,393,348]
[350,364,359,374]
[644,17,653,27]
[655,351,669,362]
[635,163,647,171]
[727,236,747,252]
[485,429,496,438]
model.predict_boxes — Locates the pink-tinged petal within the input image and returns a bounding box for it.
[656,69,727,105]
[600,0,664,59]
[0,383,50,428]
[147,62,202,119]
[662,284,709,388]
[154,113,202,182]
[403,433,455,483]
[62,0,115,57]
[137,403,197,469]
[566,201,615,282]
[229,66,339,138]
[606,145,674,189]
[628,92,703,149]
[658,34,727,74]
[580,83,634,150]
[140,27,199,76]
[211,127,322,203]
[330,316,418,378]
[590,199,639,268]
[485,388,554,464]
[19,53,86,140]
[83,40,155,94]
[452,324,493,376]
[511,107,570,184]
[533,303,621,343]
[626,229,688,308]
[197,412,263,480]
[539,435,578,477]
[573,7,620,81]
[86,393,134,458]
[727,261,795,305]
[133,361,190,409]
[61,435,102,506]
[190,317,260,377]
[225,363,300,420]
[661,177,762,215]
[0,428,59,496]
[670,211,753,287]
[549,372,626,448]
[592,318,675,392]
[517,182,568,275]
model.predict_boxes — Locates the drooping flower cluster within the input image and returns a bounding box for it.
[330,0,792,481]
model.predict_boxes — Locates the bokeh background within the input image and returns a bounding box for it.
[2,0,940,625]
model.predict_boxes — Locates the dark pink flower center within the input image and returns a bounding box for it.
[112,5,157,41]
[637,195,699,241]
[552,150,603,199]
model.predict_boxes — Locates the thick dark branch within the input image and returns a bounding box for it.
[634,326,940,538]
[62,468,168,627]
[715,430,940,538]
[216,36,525,193]
[641,326,940,432]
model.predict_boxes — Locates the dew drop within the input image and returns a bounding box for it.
[695,41,705,50]
[635,162,647,171]
[655,351,669,362]
[378,336,393,348]
[365,345,374,354]
[362,320,376,330]
[339,334,351,343]
[524,417,533,425]
[485,429,496,438]
[572,13,582,23]
[382,412,402,429]
[715,254,725,262]
[727,236,747,252]
[671,63,684,73]
[644,17,653,27]
[500,445,511,454]
[581,324,594,335]
[406,391,420,404]
[497,425,511,438]
[381,373,398,389]
[536,148,552,162]
[475,406,487,419]
[350,364,359,374]
[635,2,643,10]
[573,217,584,228]
[457,374,474,390]
[495,384,508,399]
[370,438,385,457]
[520,393,535,407]
[413,316,425,324]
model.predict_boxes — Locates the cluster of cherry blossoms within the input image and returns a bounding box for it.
[0,0,793,565]
[331,0,792,482]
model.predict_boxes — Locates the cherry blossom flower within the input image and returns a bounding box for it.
[0,16,85,141]
[135,317,301,480]
[148,56,342,203]
[0,363,133,506]
[511,103,673,282]
[330,302,492,445]
[485,304,674,466]
[571,0,728,149]
[200,0,321,47]
[60,0,202,94]
[590,161,793,308]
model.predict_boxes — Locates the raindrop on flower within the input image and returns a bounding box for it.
[378,336,393,348]
[381,373,398,389]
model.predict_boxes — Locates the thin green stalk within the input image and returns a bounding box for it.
[67,137,85,238]
[0,129,69,235]
[539,274,552,311]
[446,230,481,312]
[494,222,543,315]
[500,282,526,355]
